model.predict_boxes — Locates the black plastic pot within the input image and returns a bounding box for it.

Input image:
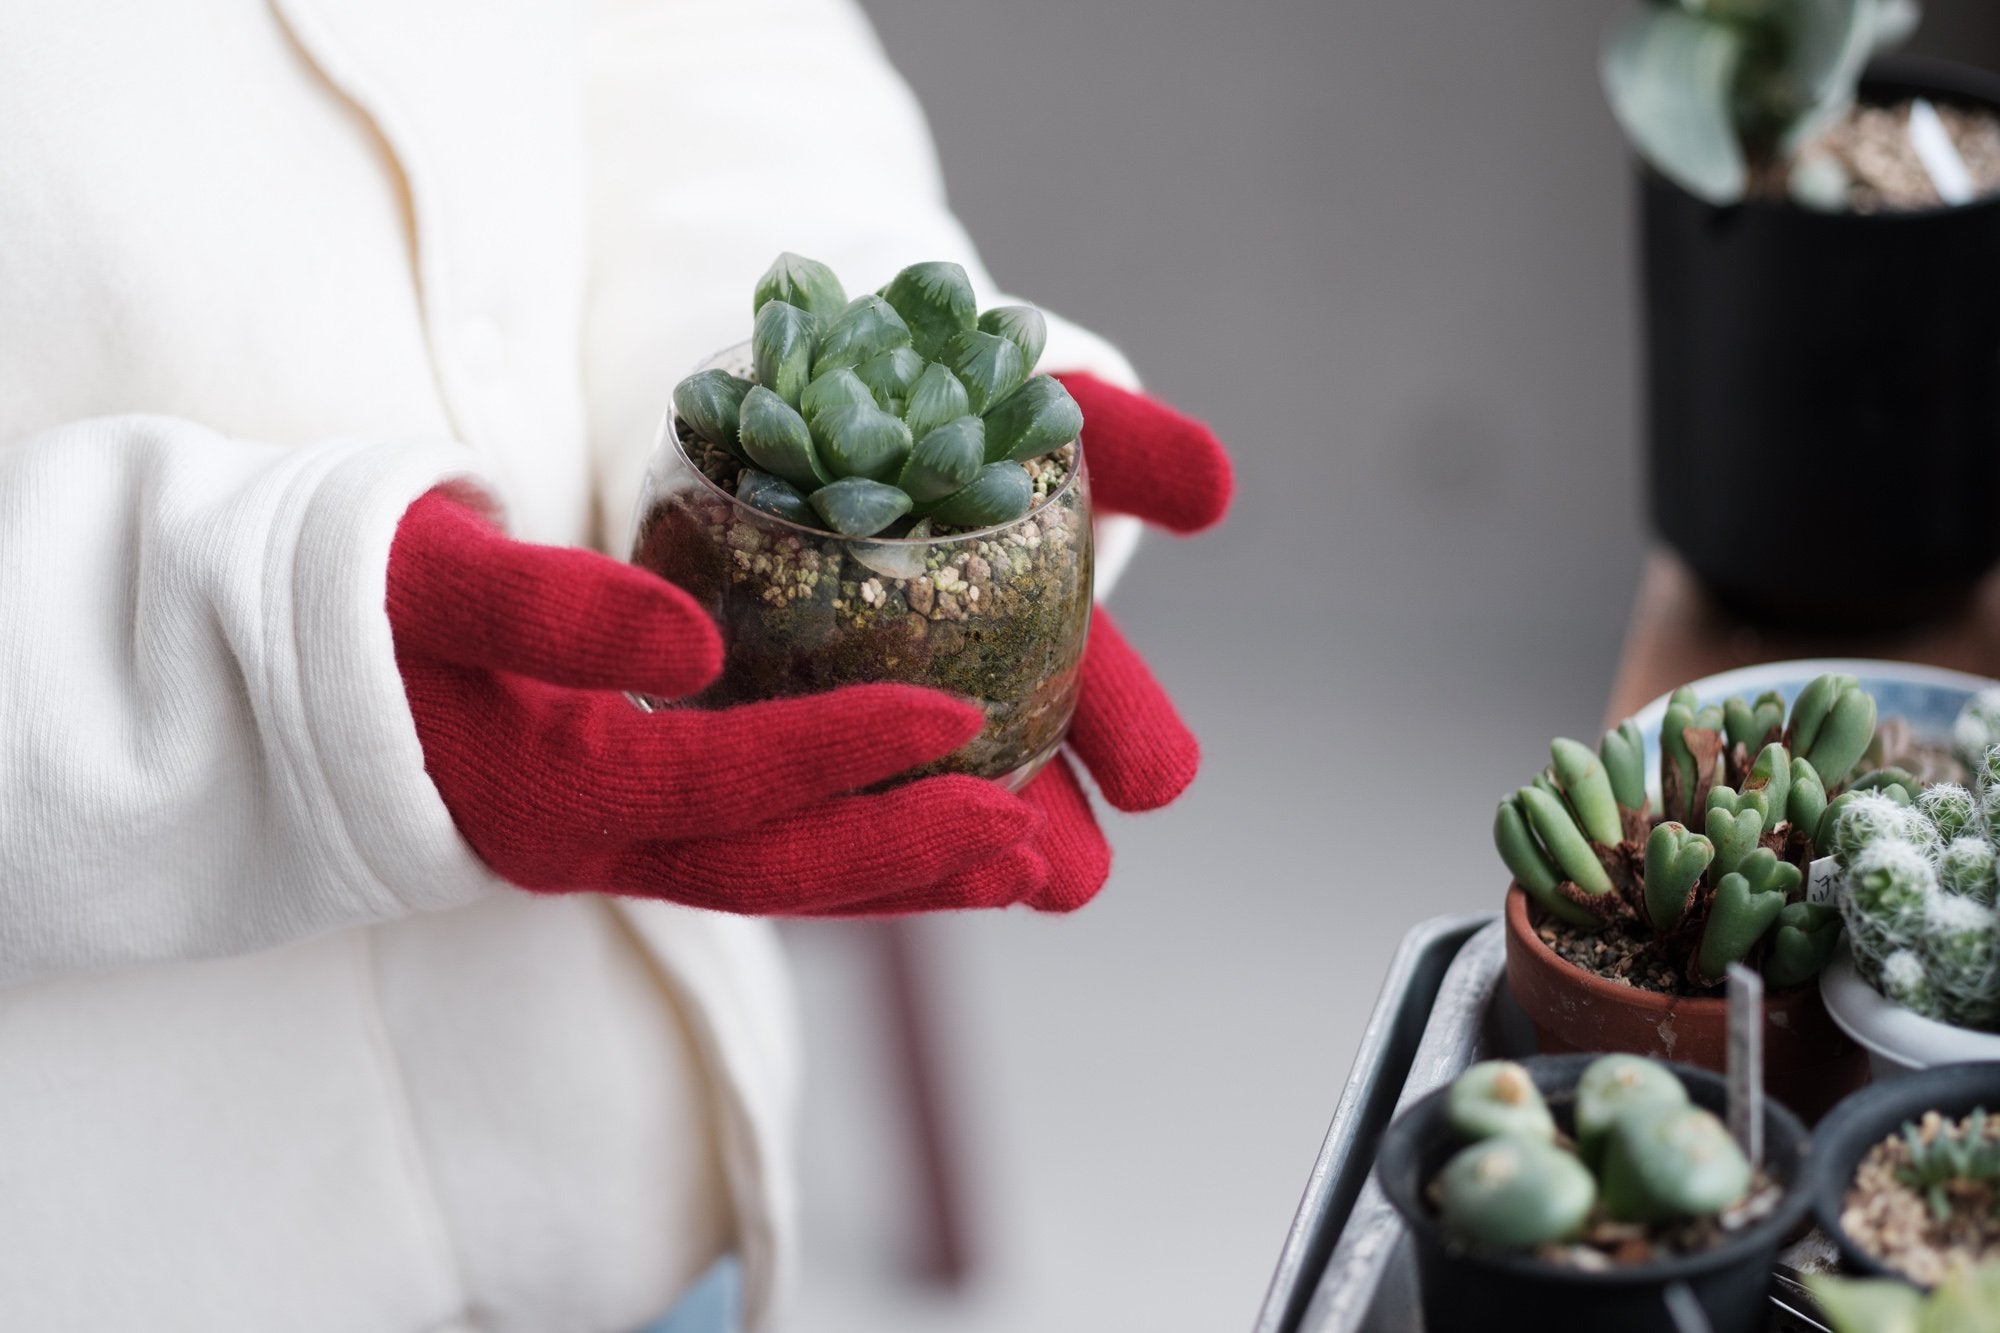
[1809,1060,2000,1285]
[1644,57,2000,630]
[1375,1053,1811,1333]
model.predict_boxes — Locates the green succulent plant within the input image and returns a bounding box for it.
[1433,1055,1751,1251]
[1895,1108,2000,1221]
[1601,0,1923,206]
[672,253,1083,540]
[1837,740,2000,1031]
[1493,672,1874,990]
[1811,1260,2000,1333]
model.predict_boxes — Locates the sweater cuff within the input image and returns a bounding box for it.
[283,441,508,916]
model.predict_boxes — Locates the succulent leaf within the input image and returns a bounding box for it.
[1601,4,1749,204]
[735,469,815,526]
[1736,846,1802,900]
[926,461,1034,529]
[1601,719,1648,814]
[1742,743,1791,826]
[1697,869,1787,982]
[898,417,987,504]
[881,261,977,360]
[813,296,913,378]
[815,402,913,483]
[1764,901,1843,990]
[978,304,1049,369]
[673,369,753,457]
[1726,694,1784,753]
[1600,1103,1751,1223]
[942,329,1028,415]
[1456,1056,1560,1144]
[982,376,1084,464]
[1789,758,1828,846]
[1446,1061,1557,1144]
[753,252,847,322]
[799,367,875,426]
[737,386,829,491]
[1643,821,1713,934]
[902,362,972,442]
[1436,1136,1597,1249]
[1518,785,1614,898]
[1704,800,1765,879]
[853,345,926,413]
[753,300,817,407]
[1576,1054,1688,1171]
[808,476,912,538]
[1496,796,1599,928]
[1552,737,1624,849]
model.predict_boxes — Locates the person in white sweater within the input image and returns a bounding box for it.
[0,1,1230,1330]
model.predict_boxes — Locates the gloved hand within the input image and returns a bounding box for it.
[387,491,1053,914]
[1016,373,1233,910]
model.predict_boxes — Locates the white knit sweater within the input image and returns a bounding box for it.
[0,0,1140,1328]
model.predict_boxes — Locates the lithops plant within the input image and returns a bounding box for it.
[1432,1054,1753,1253]
[1601,0,1922,206]
[1836,741,2000,1031]
[672,253,1082,539]
[1493,672,1878,990]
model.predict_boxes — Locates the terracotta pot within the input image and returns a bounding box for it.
[1503,887,1868,1122]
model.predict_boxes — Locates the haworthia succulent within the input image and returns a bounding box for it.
[926,462,1034,529]
[754,252,846,322]
[753,300,817,408]
[813,296,913,378]
[737,386,828,491]
[809,476,911,537]
[942,329,1028,415]
[815,403,912,483]
[978,305,1048,369]
[881,261,977,360]
[981,376,1084,464]
[898,418,987,504]
[674,369,753,457]
[735,469,814,526]
[902,362,971,443]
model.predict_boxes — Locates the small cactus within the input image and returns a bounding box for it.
[1436,1136,1598,1249]
[1953,689,2000,773]
[1599,1102,1753,1225]
[1447,1060,1557,1144]
[1919,783,1979,846]
[673,253,1082,539]
[1921,895,2000,1029]
[1574,1053,1687,1170]
[1493,673,1876,992]
[1431,1055,1749,1252]
[1938,836,2000,905]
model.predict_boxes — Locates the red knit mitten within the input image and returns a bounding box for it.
[1018,374,1234,910]
[387,492,1049,914]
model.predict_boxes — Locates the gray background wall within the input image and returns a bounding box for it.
[787,5,2000,1330]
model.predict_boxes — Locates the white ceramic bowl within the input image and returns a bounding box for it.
[1821,941,2000,1078]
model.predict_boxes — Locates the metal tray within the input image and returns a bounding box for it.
[1253,914,1837,1333]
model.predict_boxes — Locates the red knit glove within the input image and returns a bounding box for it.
[1018,373,1233,910]
[386,491,1050,914]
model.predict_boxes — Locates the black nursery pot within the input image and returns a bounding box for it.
[1644,57,2000,630]
[1375,1053,1811,1333]
[1808,1060,2000,1285]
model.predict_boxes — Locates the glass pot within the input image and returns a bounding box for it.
[629,345,1092,790]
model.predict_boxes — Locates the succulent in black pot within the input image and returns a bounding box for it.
[1604,0,2000,628]
[1376,1052,1810,1333]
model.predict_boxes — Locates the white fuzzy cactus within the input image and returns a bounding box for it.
[1841,839,1937,985]
[1920,893,2000,1029]
[1879,948,1938,1016]
[1919,783,1980,846]
[1938,836,2000,905]
[1830,792,1934,869]
[1955,692,2000,774]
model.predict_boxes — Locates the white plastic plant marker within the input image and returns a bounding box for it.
[1663,1281,1715,1333]
[1726,963,1764,1169]
[1806,854,1839,906]
[1909,98,1975,206]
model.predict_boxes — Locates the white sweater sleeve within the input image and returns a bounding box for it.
[581,0,1144,587]
[0,416,502,986]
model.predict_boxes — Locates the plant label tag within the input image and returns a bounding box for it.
[1726,965,1764,1169]
[1806,855,1839,906]
[1910,97,1975,206]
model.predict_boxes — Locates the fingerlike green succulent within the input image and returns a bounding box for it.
[1433,1055,1752,1252]
[672,253,1083,539]
[1601,0,1922,206]
[1493,672,1874,990]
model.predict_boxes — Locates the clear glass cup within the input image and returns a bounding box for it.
[629,345,1093,790]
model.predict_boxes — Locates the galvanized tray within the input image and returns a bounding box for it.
[1253,914,1837,1333]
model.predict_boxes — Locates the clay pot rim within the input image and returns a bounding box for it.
[1504,886,1817,1013]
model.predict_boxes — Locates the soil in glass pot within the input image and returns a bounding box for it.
[630,346,1092,791]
